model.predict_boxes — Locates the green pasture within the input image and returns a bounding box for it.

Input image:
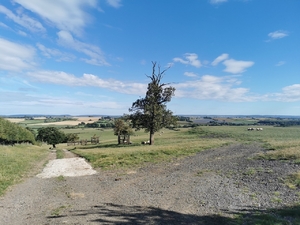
[0,144,48,196]
[201,126,300,162]
[66,125,300,171]
[68,127,234,169]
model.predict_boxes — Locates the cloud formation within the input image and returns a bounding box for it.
[106,0,122,8]
[13,0,96,36]
[0,38,36,71]
[268,30,289,40]
[175,75,252,102]
[173,53,202,68]
[57,30,109,66]
[223,59,254,74]
[26,70,146,95]
[36,43,75,62]
[0,5,45,33]
[209,0,228,4]
[268,84,300,102]
[275,61,286,66]
[184,72,198,77]
[212,54,254,74]
[211,53,229,66]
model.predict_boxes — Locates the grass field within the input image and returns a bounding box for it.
[0,144,48,196]
[68,127,233,169]
[65,125,300,170]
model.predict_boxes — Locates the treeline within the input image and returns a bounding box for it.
[258,120,300,127]
[78,120,114,128]
[0,118,35,145]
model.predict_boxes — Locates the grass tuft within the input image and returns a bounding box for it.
[285,172,300,189]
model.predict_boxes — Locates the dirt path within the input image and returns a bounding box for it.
[0,143,299,224]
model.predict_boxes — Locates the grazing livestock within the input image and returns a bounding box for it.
[247,127,263,131]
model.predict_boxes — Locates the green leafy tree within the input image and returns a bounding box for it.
[64,133,79,142]
[36,127,65,148]
[129,62,177,145]
[113,119,133,144]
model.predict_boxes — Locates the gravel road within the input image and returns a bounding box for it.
[0,143,299,224]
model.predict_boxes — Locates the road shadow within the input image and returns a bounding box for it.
[48,203,233,224]
[47,203,300,224]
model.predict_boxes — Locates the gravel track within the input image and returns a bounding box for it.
[0,143,299,224]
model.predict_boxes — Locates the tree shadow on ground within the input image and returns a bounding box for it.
[75,143,140,150]
[47,203,300,225]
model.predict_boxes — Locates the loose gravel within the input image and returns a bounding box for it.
[36,158,97,178]
[0,143,299,224]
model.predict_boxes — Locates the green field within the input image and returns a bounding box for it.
[67,127,233,169]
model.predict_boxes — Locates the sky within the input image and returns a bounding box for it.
[0,0,299,116]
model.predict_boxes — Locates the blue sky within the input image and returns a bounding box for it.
[0,0,299,116]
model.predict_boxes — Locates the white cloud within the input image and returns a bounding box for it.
[268,84,300,102]
[184,72,198,77]
[175,75,252,102]
[173,53,202,68]
[0,90,124,115]
[0,38,36,71]
[0,4,45,33]
[223,59,254,74]
[275,61,285,66]
[26,70,146,95]
[211,53,229,66]
[0,21,9,28]
[268,30,288,40]
[57,30,109,66]
[36,43,75,62]
[209,0,228,4]
[13,0,97,36]
[106,0,122,8]
[17,30,27,36]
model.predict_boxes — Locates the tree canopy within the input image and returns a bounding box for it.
[114,119,133,144]
[129,62,176,145]
[0,118,35,144]
[36,127,65,148]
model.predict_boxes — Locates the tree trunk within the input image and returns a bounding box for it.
[149,132,154,145]
[118,134,121,144]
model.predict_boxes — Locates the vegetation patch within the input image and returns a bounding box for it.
[56,149,65,159]
[285,172,300,190]
[50,205,69,217]
[196,169,213,176]
[0,145,48,196]
[72,128,232,169]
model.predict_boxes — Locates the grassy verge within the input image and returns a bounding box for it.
[0,144,48,196]
[56,149,65,159]
[198,126,300,162]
